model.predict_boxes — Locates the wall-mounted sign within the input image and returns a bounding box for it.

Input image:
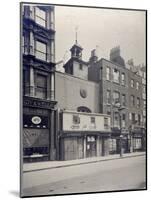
[63,112,111,132]
[31,116,42,124]
[23,115,49,128]
[23,96,56,109]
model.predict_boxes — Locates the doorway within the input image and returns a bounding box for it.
[86,136,96,157]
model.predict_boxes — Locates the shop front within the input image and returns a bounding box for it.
[23,96,57,162]
[59,110,111,161]
[86,135,96,157]
[132,127,146,152]
[23,114,50,162]
[110,128,130,154]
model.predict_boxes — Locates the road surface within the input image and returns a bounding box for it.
[22,155,146,196]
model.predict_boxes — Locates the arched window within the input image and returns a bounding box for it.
[77,106,91,113]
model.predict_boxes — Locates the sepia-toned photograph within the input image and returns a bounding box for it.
[20,2,147,197]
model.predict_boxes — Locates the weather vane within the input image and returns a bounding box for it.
[75,26,78,44]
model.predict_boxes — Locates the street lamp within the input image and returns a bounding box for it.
[114,102,125,157]
[119,135,123,157]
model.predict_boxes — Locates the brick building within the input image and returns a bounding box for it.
[88,46,146,154]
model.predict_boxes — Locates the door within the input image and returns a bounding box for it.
[86,136,96,157]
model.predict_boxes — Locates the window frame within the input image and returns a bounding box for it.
[106,66,111,81]
[130,95,135,106]
[107,90,111,104]
[35,40,47,61]
[114,112,119,127]
[113,68,120,83]
[91,117,95,124]
[131,79,134,88]
[136,81,139,90]
[121,72,126,86]
[35,7,47,28]
[121,94,126,106]
[122,113,126,127]
[113,91,120,104]
[73,115,80,124]
[104,117,109,129]
[36,73,47,99]
[137,97,140,108]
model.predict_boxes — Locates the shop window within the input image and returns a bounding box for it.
[35,7,47,27]
[133,138,142,150]
[109,138,117,152]
[113,68,120,83]
[36,74,47,99]
[35,40,47,61]
[73,115,80,124]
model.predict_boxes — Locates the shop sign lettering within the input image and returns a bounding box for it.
[71,125,80,129]
[23,96,55,109]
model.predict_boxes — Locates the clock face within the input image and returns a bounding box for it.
[80,88,87,98]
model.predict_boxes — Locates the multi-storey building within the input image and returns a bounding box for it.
[22,4,57,162]
[88,46,146,154]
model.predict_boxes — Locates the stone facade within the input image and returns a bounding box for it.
[55,72,100,113]
[22,4,57,162]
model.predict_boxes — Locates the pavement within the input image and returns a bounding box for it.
[23,151,146,173]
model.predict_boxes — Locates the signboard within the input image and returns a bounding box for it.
[23,115,49,128]
[23,96,56,109]
[121,128,129,134]
[62,112,111,132]
[31,116,42,124]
